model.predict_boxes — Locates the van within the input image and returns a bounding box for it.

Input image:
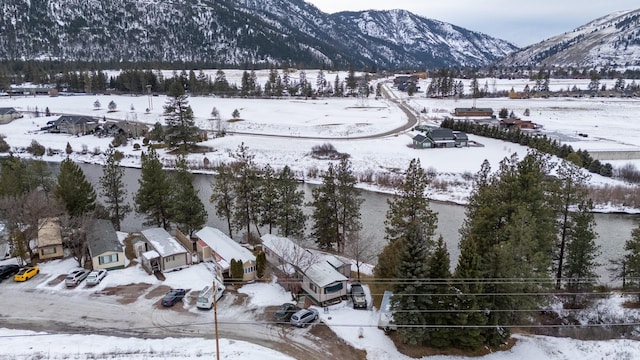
[196,282,225,310]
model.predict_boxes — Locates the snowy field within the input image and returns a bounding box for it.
[2,76,640,209]
[2,74,640,359]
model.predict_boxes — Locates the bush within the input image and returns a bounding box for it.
[133,143,141,151]
[65,142,73,154]
[311,142,344,159]
[26,140,45,157]
[0,135,10,153]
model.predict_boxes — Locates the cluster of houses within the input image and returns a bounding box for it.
[33,219,352,307]
[43,115,149,138]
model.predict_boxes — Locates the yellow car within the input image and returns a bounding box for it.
[14,266,39,282]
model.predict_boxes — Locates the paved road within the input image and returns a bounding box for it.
[226,83,419,140]
[0,277,363,360]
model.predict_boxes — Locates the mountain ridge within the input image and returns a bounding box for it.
[0,0,517,69]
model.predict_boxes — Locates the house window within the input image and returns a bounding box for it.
[324,283,343,294]
[165,255,175,263]
[99,253,119,265]
[309,283,317,293]
[41,247,57,255]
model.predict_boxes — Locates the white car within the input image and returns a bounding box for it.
[85,269,107,286]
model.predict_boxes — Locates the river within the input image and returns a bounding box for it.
[76,163,638,284]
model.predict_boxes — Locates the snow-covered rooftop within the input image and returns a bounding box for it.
[305,260,348,288]
[196,226,255,263]
[140,228,187,257]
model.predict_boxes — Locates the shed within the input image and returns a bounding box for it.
[87,219,125,270]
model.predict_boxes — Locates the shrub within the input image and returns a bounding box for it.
[26,140,45,157]
[65,142,73,154]
[0,135,10,153]
[311,142,344,159]
[133,143,141,151]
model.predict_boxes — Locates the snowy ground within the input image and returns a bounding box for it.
[2,75,640,358]
[2,76,640,211]
[2,255,640,360]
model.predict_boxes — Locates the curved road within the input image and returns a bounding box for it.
[226,83,419,140]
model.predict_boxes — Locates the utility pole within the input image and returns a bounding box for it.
[146,84,153,110]
[214,280,220,360]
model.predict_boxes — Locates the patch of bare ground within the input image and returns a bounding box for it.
[99,283,154,304]
[389,332,517,358]
[308,323,367,360]
[47,274,66,286]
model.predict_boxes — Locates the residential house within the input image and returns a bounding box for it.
[45,115,99,135]
[37,218,64,260]
[453,107,494,117]
[100,121,149,138]
[139,228,190,273]
[87,219,125,270]
[261,234,350,306]
[413,128,468,149]
[500,117,538,130]
[195,227,256,282]
[0,107,21,124]
[453,131,469,147]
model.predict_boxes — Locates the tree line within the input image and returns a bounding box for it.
[440,117,615,178]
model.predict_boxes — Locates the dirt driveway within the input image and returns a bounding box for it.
[0,280,367,360]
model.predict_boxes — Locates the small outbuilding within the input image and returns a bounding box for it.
[87,219,125,270]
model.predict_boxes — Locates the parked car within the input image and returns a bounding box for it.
[196,283,225,310]
[274,303,299,323]
[162,289,187,307]
[85,269,107,286]
[290,308,319,327]
[0,264,20,282]
[65,269,89,287]
[14,266,39,282]
[350,283,368,309]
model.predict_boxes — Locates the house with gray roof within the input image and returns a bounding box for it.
[0,107,21,124]
[87,219,125,270]
[413,128,468,148]
[261,234,350,306]
[45,115,98,135]
[140,228,190,273]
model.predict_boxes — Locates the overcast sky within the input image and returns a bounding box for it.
[305,1,639,47]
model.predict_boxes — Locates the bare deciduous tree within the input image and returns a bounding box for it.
[344,231,378,282]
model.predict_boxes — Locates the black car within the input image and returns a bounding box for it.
[162,289,187,307]
[350,283,368,309]
[0,264,20,282]
[274,303,299,323]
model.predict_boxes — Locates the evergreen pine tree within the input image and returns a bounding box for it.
[55,157,96,217]
[392,222,432,345]
[210,163,235,238]
[258,164,279,234]
[310,163,339,250]
[99,147,131,231]
[275,166,306,238]
[170,155,207,237]
[564,199,600,295]
[335,156,363,253]
[134,148,172,229]
[625,225,640,302]
[163,82,199,151]
[424,236,453,349]
[231,143,262,241]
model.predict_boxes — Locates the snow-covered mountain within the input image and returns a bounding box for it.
[0,0,517,68]
[500,8,640,68]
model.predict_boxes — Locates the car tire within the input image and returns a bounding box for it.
[315,315,318,320]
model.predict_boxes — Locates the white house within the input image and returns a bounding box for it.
[139,228,190,273]
[195,227,256,282]
[261,234,350,306]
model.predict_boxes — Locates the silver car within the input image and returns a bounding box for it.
[290,308,319,327]
[85,269,107,286]
[65,269,89,287]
